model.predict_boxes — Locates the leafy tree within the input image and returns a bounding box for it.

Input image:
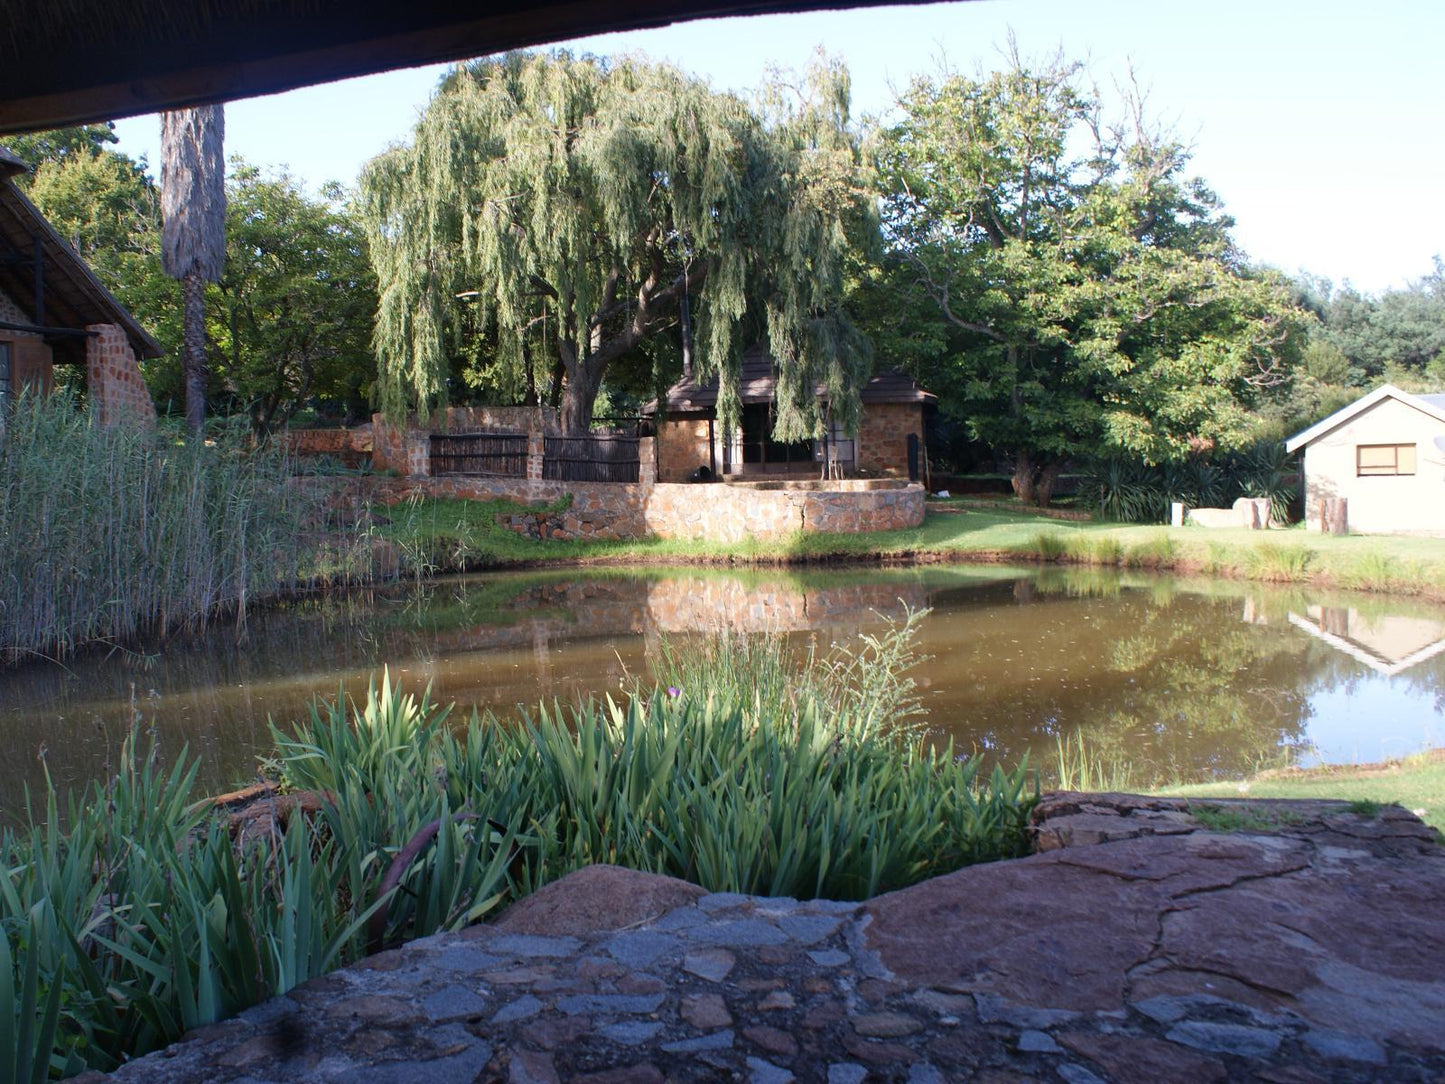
[1302,261,1445,383]
[360,51,870,435]
[161,105,226,434]
[23,145,184,388]
[874,49,1306,503]
[218,164,378,429]
[0,123,119,179]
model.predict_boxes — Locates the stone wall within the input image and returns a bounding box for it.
[365,474,925,543]
[85,323,156,428]
[857,402,924,477]
[285,426,373,466]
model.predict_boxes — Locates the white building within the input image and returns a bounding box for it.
[1286,385,1445,535]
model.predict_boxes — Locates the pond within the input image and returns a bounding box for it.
[2,564,1442,810]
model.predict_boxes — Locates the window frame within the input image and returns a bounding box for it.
[1356,443,1417,477]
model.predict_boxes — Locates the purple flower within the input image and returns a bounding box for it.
[667,686,682,698]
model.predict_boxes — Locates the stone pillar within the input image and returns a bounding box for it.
[637,437,656,486]
[1170,502,1185,527]
[527,432,545,481]
[404,433,431,477]
[85,324,156,428]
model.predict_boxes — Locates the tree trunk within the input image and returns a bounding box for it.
[183,270,207,435]
[1012,451,1036,505]
[559,359,603,434]
[1033,461,1064,508]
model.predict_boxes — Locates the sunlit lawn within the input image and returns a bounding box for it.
[1156,750,1445,834]
[375,495,1445,596]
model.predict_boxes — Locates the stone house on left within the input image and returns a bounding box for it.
[0,146,158,426]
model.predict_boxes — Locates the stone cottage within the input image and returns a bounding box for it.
[0,145,159,426]
[644,345,935,483]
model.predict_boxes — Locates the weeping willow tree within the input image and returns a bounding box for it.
[161,104,226,434]
[360,51,872,436]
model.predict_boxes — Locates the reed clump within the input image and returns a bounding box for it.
[1,620,1037,1075]
[0,395,314,661]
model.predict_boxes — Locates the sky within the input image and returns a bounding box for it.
[109,0,1445,295]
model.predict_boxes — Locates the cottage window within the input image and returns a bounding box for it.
[1356,443,1416,476]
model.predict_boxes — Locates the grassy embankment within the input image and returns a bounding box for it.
[379,494,1445,599]
[0,621,1035,1077]
[1156,750,1445,834]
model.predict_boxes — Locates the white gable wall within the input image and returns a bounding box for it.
[1302,396,1445,535]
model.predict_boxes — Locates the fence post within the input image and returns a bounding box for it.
[1170,501,1185,527]
[527,432,544,481]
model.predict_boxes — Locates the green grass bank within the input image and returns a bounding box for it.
[378,495,1445,601]
[1156,749,1445,834]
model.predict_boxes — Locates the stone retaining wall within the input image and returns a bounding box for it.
[364,475,925,543]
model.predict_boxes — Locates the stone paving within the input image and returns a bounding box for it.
[100,795,1445,1083]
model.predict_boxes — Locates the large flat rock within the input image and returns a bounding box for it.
[98,796,1445,1082]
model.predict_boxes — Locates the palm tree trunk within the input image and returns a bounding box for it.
[183,270,207,435]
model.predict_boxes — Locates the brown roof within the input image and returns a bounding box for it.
[0,0,927,134]
[0,177,162,359]
[647,343,935,414]
[0,147,26,179]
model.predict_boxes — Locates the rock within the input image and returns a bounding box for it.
[686,917,789,948]
[807,949,850,967]
[681,993,733,1029]
[492,995,543,1025]
[660,1029,735,1053]
[851,1011,924,1038]
[493,865,704,936]
[746,1056,794,1084]
[742,1025,798,1057]
[1164,1021,1282,1058]
[682,949,736,982]
[1059,1033,1227,1084]
[827,1066,867,1084]
[508,1049,560,1084]
[1017,1029,1061,1053]
[1301,1027,1387,1065]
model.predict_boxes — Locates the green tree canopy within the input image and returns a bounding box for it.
[873,48,1307,503]
[360,50,871,435]
[218,164,378,429]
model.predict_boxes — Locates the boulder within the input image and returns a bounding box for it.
[493,864,704,937]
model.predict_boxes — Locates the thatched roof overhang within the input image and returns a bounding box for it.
[0,177,162,360]
[644,345,937,415]
[0,0,942,134]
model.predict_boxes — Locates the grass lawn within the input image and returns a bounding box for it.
[374,494,1445,599]
[1155,750,1445,834]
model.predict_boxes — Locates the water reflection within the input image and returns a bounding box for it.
[1,565,1442,809]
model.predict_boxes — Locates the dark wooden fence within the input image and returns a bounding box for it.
[429,431,527,476]
[542,434,641,483]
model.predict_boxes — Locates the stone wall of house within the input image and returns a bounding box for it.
[85,323,155,427]
[857,402,924,477]
[655,414,714,481]
[0,285,54,399]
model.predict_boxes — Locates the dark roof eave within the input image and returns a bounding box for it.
[0,180,162,358]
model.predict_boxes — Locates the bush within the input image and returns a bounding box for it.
[1084,441,1299,525]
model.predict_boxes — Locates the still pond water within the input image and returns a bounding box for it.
[2,565,1443,809]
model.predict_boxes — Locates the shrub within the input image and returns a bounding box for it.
[1244,542,1313,582]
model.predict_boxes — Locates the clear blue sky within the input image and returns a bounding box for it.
[111,0,1443,295]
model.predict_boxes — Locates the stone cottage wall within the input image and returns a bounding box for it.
[857,403,924,477]
[655,414,714,481]
[85,323,156,427]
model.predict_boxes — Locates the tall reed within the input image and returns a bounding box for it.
[0,395,313,660]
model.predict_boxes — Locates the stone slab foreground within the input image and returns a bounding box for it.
[99,796,1445,1083]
